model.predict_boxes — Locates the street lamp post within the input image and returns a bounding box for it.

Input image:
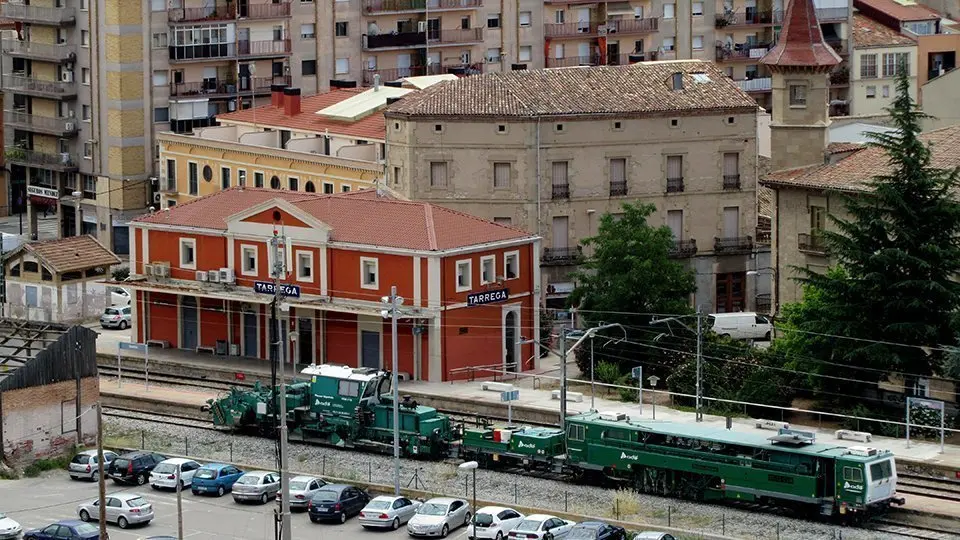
[459,461,478,533]
[381,288,405,496]
[559,324,626,424]
[648,376,659,420]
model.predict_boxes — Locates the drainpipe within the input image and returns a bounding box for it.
[535,116,541,239]
[774,189,780,317]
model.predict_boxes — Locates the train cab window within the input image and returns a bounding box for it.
[869,460,892,480]
[567,424,585,442]
[602,430,629,441]
[842,466,863,483]
[338,380,361,397]
[361,381,377,400]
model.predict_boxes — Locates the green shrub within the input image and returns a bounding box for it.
[595,361,622,385]
[23,456,71,478]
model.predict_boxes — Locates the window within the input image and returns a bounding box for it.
[152,70,168,86]
[188,162,198,195]
[152,107,169,123]
[83,141,93,158]
[493,162,511,189]
[335,21,348,37]
[149,0,162,10]
[81,0,89,9]
[865,85,876,98]
[567,424,585,441]
[662,37,675,51]
[494,217,512,226]
[789,84,807,106]
[870,460,893,481]
[519,11,531,27]
[667,155,683,180]
[860,54,878,79]
[241,245,258,276]
[221,167,231,189]
[81,68,90,85]
[456,260,472,292]
[810,205,826,231]
[342,185,351,192]
[238,169,246,187]
[302,60,317,76]
[304,181,316,192]
[323,182,334,194]
[664,3,676,18]
[301,23,316,38]
[609,158,627,195]
[487,13,500,28]
[486,48,501,62]
[255,172,265,188]
[692,35,704,50]
[288,177,299,191]
[519,46,532,62]
[81,30,89,47]
[882,85,890,98]
[338,380,361,397]
[152,32,167,48]
[883,52,909,77]
[296,251,313,282]
[504,251,519,280]
[843,467,863,483]
[82,104,91,121]
[554,10,565,24]
[180,239,197,269]
[480,256,496,284]
[692,2,704,15]
[361,257,379,289]
[430,161,448,188]
[723,153,740,188]
[165,159,176,191]
[335,58,349,74]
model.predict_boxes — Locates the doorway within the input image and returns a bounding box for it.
[180,297,198,350]
[298,316,313,366]
[243,311,258,357]
[504,310,519,372]
[716,272,746,313]
[361,331,380,369]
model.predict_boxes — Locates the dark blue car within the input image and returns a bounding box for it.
[191,463,244,497]
[23,520,99,540]
[567,522,627,540]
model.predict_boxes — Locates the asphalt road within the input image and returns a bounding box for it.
[1,472,471,540]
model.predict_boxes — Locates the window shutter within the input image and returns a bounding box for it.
[494,162,510,188]
[667,155,682,179]
[610,158,626,183]
[430,162,448,187]
[723,153,739,176]
[552,161,568,186]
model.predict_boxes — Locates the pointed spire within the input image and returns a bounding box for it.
[761,0,841,71]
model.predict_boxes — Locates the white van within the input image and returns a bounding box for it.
[708,312,772,341]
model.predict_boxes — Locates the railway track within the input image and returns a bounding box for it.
[897,473,960,503]
[97,364,255,392]
[867,519,960,540]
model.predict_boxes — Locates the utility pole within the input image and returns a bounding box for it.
[176,463,183,540]
[270,228,292,540]
[695,306,703,422]
[381,287,404,495]
[96,403,108,540]
[559,326,568,425]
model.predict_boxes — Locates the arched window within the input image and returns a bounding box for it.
[270,175,281,189]
[305,181,316,193]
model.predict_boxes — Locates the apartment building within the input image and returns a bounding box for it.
[384,60,764,313]
[850,13,918,115]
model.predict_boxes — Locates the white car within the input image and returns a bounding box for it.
[76,493,154,529]
[0,513,22,540]
[467,506,525,540]
[69,449,119,481]
[149,458,201,490]
[358,495,420,530]
[508,514,575,540]
[110,287,131,307]
[407,497,471,537]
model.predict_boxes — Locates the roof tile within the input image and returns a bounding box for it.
[13,235,121,274]
[761,0,841,69]
[854,0,941,22]
[852,14,917,48]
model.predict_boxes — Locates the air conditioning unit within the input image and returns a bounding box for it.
[144,264,156,277]
[64,122,75,131]
[153,192,161,204]
[207,270,221,283]
[153,263,170,278]
[219,267,235,284]
[418,21,427,32]
[195,270,208,282]
[61,71,73,82]
[598,411,627,422]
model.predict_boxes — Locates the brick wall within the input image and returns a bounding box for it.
[1,377,100,464]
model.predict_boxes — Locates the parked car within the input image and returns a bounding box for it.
[508,514,575,540]
[0,513,22,540]
[69,450,119,481]
[277,475,326,510]
[708,312,772,341]
[631,534,676,540]
[358,495,420,530]
[150,458,201,490]
[467,506,525,540]
[77,493,154,529]
[407,497,471,537]
[307,484,370,524]
[567,522,626,540]
[110,287,131,307]
[191,463,244,497]
[107,452,166,486]
[231,471,280,504]
[23,520,99,540]
[100,306,132,330]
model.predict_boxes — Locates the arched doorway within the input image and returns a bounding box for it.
[504,310,518,372]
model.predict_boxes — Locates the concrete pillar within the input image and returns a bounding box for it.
[26,201,38,240]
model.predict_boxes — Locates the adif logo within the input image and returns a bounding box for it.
[620,451,639,461]
[517,441,536,449]
[843,482,863,492]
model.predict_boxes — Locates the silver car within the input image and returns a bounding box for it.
[100,306,131,330]
[407,497,471,538]
[277,475,325,510]
[359,496,421,530]
[0,513,22,540]
[69,450,119,481]
[77,493,154,529]
[231,471,280,504]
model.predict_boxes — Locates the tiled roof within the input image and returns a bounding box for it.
[134,188,533,251]
[761,0,841,69]
[10,235,121,274]
[852,14,917,47]
[826,141,868,154]
[761,125,960,191]
[854,0,941,22]
[384,61,758,119]
[215,88,387,140]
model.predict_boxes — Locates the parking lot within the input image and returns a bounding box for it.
[1,472,470,540]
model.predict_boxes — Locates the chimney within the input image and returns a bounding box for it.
[374,74,381,91]
[283,87,301,116]
[270,84,287,108]
[511,63,527,71]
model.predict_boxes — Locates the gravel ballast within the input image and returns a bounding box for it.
[104,414,908,540]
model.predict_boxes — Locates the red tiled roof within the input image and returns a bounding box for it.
[852,14,917,47]
[9,235,121,274]
[215,88,387,141]
[761,0,842,69]
[134,188,533,251]
[826,142,867,154]
[854,0,941,22]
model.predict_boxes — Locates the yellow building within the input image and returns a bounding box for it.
[850,13,918,116]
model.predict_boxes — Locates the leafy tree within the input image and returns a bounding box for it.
[784,71,960,405]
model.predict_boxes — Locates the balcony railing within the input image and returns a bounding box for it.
[4,110,79,136]
[545,21,601,38]
[168,43,236,62]
[816,7,849,21]
[551,184,570,200]
[669,239,698,258]
[798,232,829,255]
[362,63,483,85]
[716,42,772,62]
[756,227,771,245]
[714,236,753,253]
[238,39,291,57]
[1,3,76,25]
[1,40,76,62]
[243,2,292,19]
[5,148,78,171]
[364,31,427,49]
[546,55,601,68]
[723,175,741,190]
[756,293,772,314]
[3,74,77,99]
[169,76,289,98]
[362,0,483,13]
[609,180,627,196]
[431,27,483,44]
[666,177,684,193]
[541,247,583,266]
[735,77,772,92]
[606,18,659,34]
[167,4,236,23]
[716,10,782,27]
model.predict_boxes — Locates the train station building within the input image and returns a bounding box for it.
[119,187,541,382]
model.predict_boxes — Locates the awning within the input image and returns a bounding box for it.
[287,298,434,320]
[118,280,274,304]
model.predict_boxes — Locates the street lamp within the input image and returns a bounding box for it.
[648,375,659,420]
[559,324,626,424]
[381,288,405,496]
[459,461,478,533]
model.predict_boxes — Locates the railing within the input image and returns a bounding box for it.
[364,31,427,49]
[243,2,292,19]
[161,179,178,193]
[816,7,849,21]
[606,18,659,34]
[361,64,484,84]
[756,293,772,314]
[168,43,236,62]
[169,76,287,97]
[609,180,627,196]
[735,77,772,92]
[167,4,236,23]
[541,247,583,266]
[238,39,291,57]
[1,3,76,24]
[362,0,483,13]
[5,148,78,169]
[716,10,782,27]
[544,21,601,38]
[666,177,684,193]
[714,236,753,253]
[3,74,76,97]
[723,174,741,190]
[798,232,828,255]
[432,27,483,44]
[756,227,771,245]
[669,239,698,258]
[716,42,772,61]
[1,39,76,62]
[551,184,570,200]
[546,55,601,68]
[4,110,79,135]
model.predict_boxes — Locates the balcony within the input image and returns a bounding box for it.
[431,27,483,45]
[666,177,684,193]
[798,232,828,255]
[1,40,76,63]
[826,39,849,56]
[716,42,772,62]
[609,180,627,197]
[4,148,79,172]
[167,4,235,23]
[723,174,741,190]
[238,39,291,58]
[716,10,782,28]
[756,227,771,246]
[361,64,483,85]
[242,2,292,19]
[168,43,236,62]
[551,184,570,200]
[816,7,848,22]
[605,18,659,35]
[756,293,772,314]
[364,31,427,50]
[161,178,178,193]
[4,110,79,137]
[669,239,698,258]
[546,55,601,68]
[714,236,753,254]
[541,247,583,266]
[362,0,483,14]
[544,21,601,38]
[3,74,77,100]
[1,3,76,25]
[735,77,772,93]
[829,68,850,86]
[169,76,290,98]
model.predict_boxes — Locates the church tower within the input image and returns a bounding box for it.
[761,0,841,172]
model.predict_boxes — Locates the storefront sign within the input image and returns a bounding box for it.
[467,288,509,307]
[254,281,301,298]
[26,185,59,200]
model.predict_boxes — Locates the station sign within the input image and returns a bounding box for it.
[254,281,301,298]
[467,288,509,307]
[27,185,59,200]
